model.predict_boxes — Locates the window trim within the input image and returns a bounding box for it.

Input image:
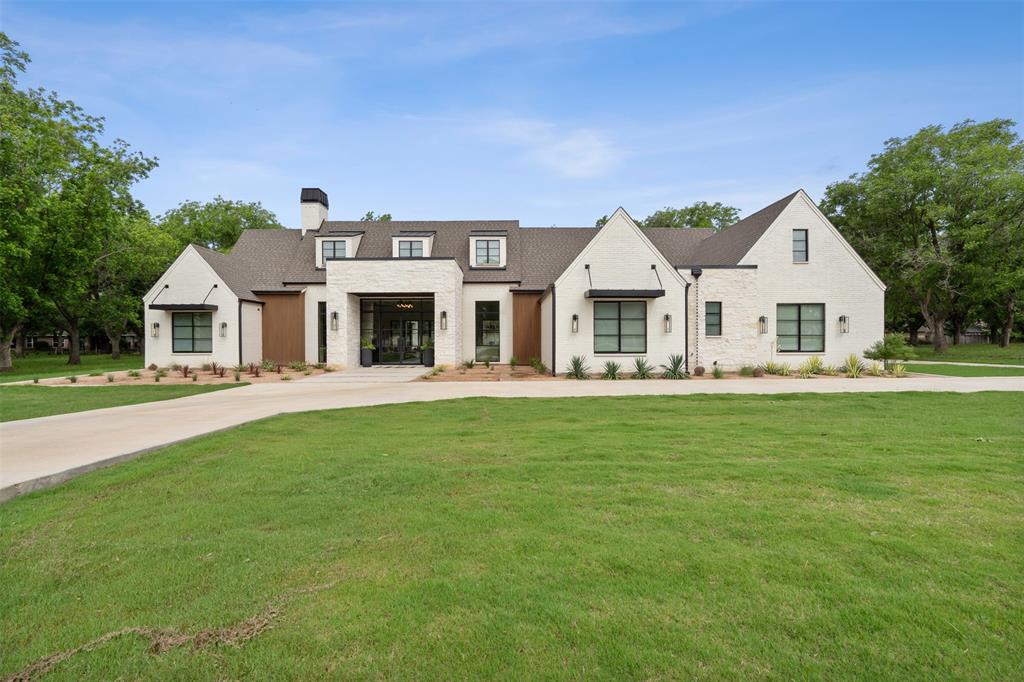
[474,239,501,266]
[776,303,825,353]
[322,240,347,262]
[171,311,213,354]
[398,240,424,258]
[792,229,808,263]
[593,300,647,354]
[705,301,722,337]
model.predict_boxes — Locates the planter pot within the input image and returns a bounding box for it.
[360,348,373,367]
[422,348,435,367]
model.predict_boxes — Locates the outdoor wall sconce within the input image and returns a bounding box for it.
[664,313,672,333]
[330,311,339,330]
[151,322,160,338]
[440,310,447,330]
[758,315,768,334]
[839,315,850,334]
[571,313,579,333]
[219,322,228,338]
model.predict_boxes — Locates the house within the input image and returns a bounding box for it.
[143,188,885,373]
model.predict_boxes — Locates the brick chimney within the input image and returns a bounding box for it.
[300,187,328,236]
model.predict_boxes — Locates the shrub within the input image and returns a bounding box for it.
[891,363,907,378]
[68,375,77,384]
[661,354,687,379]
[147,363,158,371]
[234,369,241,382]
[602,361,621,380]
[154,374,160,383]
[32,377,39,384]
[822,364,840,376]
[127,369,141,378]
[155,368,168,378]
[692,365,705,377]
[181,365,190,378]
[529,357,547,374]
[739,365,755,377]
[778,363,791,377]
[711,364,724,379]
[762,361,780,375]
[509,356,518,369]
[797,364,813,379]
[632,357,654,379]
[201,363,212,372]
[288,360,308,371]
[169,362,181,372]
[844,353,864,378]
[281,374,292,381]
[191,373,198,382]
[804,356,824,374]
[218,366,226,378]
[484,360,491,369]
[463,359,475,369]
[210,362,220,375]
[752,366,765,378]
[867,361,884,377]
[261,358,276,371]
[566,355,590,379]
[314,362,326,370]
[360,338,375,350]
[864,333,915,370]
[106,373,115,383]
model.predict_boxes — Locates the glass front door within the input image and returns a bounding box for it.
[360,298,434,365]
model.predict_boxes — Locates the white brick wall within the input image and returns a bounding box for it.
[685,267,759,371]
[240,301,263,364]
[325,259,464,367]
[461,283,514,364]
[740,192,885,367]
[552,210,688,373]
[143,247,243,368]
[302,284,328,363]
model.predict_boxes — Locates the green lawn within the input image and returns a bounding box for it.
[0,352,143,382]
[2,393,1022,680]
[0,384,244,422]
[906,342,1024,365]
[909,363,1024,377]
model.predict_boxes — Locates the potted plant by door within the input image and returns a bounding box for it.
[360,338,375,367]
[420,338,435,367]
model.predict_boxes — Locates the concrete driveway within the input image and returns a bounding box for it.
[3,374,1023,502]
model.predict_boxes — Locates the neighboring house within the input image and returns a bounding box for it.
[143,188,885,372]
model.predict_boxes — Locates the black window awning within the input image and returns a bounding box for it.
[148,303,218,310]
[585,289,665,299]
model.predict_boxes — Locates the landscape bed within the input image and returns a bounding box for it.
[1,392,1022,680]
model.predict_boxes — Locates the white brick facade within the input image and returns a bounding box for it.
[461,283,515,364]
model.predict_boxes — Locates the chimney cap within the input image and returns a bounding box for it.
[300,187,329,208]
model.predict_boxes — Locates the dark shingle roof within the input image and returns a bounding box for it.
[192,244,263,302]
[518,228,600,289]
[687,191,799,266]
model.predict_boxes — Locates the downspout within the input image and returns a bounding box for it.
[684,282,691,373]
[690,268,702,369]
[550,285,556,376]
[237,300,243,365]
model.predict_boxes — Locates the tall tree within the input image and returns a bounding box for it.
[823,119,1024,351]
[159,197,283,252]
[360,211,392,222]
[639,202,740,231]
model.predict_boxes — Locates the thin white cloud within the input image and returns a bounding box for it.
[477,117,622,179]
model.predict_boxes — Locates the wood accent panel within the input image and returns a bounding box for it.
[260,291,305,363]
[512,292,543,362]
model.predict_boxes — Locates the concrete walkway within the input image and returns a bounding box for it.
[2,375,1023,502]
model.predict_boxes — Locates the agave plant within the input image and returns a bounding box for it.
[762,361,781,375]
[602,361,621,380]
[661,354,687,379]
[844,353,864,378]
[891,363,907,378]
[777,363,791,377]
[804,356,824,374]
[711,364,724,379]
[566,355,590,379]
[867,361,884,377]
[632,357,654,379]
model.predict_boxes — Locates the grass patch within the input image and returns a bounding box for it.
[0,353,143,382]
[0,384,244,422]
[906,342,1024,365]
[1,393,1022,679]
[909,363,1024,377]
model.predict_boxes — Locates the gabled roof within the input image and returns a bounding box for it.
[687,190,800,266]
[192,244,263,302]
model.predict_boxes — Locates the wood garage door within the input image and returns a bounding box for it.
[512,292,542,362]
[260,291,305,363]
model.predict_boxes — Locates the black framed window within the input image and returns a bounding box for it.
[594,301,646,353]
[705,301,722,336]
[398,240,423,258]
[172,312,213,353]
[475,239,501,265]
[323,240,346,261]
[475,301,500,361]
[317,301,327,363]
[793,229,808,262]
[777,304,824,352]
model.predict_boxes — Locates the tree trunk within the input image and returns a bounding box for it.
[952,319,963,346]
[0,328,15,371]
[67,321,82,365]
[108,332,122,360]
[13,332,25,358]
[908,326,920,346]
[1002,294,1016,348]
[927,315,948,352]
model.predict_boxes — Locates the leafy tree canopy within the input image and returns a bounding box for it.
[158,197,283,252]
[360,211,392,222]
[596,201,740,231]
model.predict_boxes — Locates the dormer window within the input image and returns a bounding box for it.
[398,240,424,258]
[475,239,501,266]
[323,240,347,261]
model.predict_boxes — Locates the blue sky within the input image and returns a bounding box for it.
[4,1,1022,226]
